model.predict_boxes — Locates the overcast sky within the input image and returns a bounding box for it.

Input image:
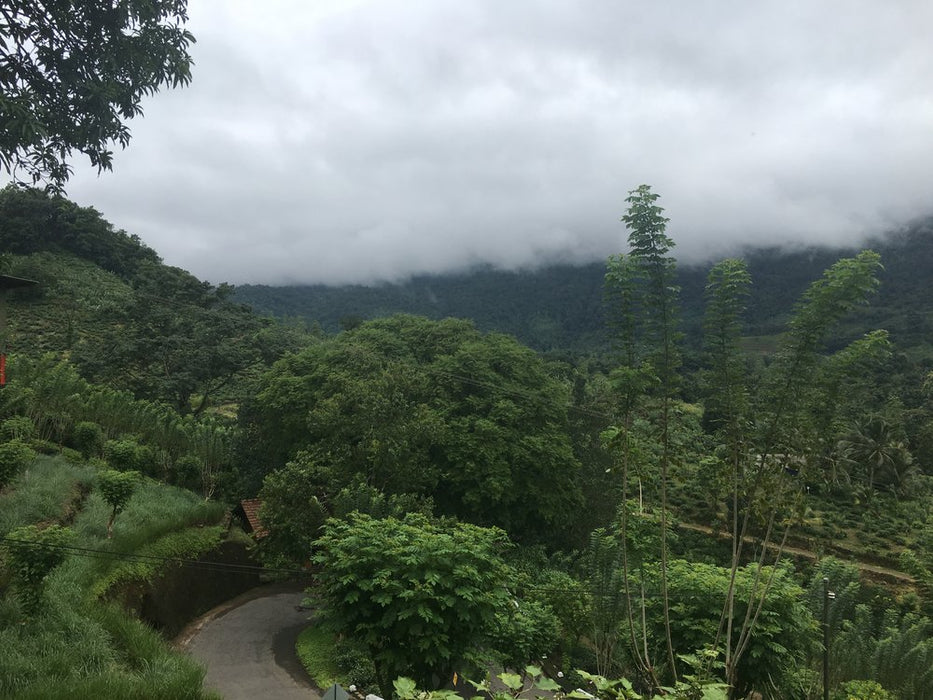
[64,0,933,286]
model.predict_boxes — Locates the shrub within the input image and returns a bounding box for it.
[0,439,38,489]
[490,598,561,670]
[832,680,895,700]
[173,454,202,490]
[29,439,59,455]
[103,439,142,472]
[134,443,157,477]
[3,524,73,615]
[58,447,83,464]
[1,415,35,442]
[70,421,103,459]
[333,638,377,692]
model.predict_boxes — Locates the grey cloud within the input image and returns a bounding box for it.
[64,0,933,285]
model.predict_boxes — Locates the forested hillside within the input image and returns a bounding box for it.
[235,218,933,357]
[0,186,328,697]
[0,186,315,414]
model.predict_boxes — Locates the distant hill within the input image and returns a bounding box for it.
[235,218,933,356]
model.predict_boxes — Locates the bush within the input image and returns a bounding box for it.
[832,680,895,700]
[1,415,35,442]
[103,439,145,473]
[134,444,157,477]
[70,422,103,459]
[333,637,377,692]
[58,447,83,464]
[490,599,561,670]
[3,524,73,614]
[29,439,59,455]
[173,454,202,490]
[0,439,38,489]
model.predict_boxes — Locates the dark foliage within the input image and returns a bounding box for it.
[0,1,193,189]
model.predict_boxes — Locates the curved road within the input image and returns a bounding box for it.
[179,583,321,700]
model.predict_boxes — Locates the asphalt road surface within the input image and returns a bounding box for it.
[181,583,320,700]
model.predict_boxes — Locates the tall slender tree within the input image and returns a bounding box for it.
[702,259,753,687]
[604,184,681,686]
[709,251,884,695]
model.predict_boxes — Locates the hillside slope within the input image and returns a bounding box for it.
[235,218,933,355]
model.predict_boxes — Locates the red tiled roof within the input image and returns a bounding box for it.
[239,498,268,538]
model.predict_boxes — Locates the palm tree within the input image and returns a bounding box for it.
[837,415,913,493]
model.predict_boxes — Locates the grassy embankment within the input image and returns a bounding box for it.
[0,455,227,699]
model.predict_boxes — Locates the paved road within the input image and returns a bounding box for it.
[180,584,321,700]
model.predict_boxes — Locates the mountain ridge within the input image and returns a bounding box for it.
[234,219,933,355]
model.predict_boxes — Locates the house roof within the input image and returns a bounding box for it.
[238,498,268,538]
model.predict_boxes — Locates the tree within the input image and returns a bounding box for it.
[705,251,884,696]
[75,261,265,415]
[837,415,913,492]
[245,315,581,546]
[0,186,160,275]
[0,0,194,190]
[97,468,140,538]
[604,184,682,685]
[701,259,751,440]
[701,259,753,689]
[604,190,886,694]
[642,560,816,699]
[312,513,511,695]
[257,456,328,567]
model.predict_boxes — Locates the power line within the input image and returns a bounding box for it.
[0,535,813,601]
[0,535,311,578]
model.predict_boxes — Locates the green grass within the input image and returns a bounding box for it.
[0,454,228,698]
[0,456,94,536]
[296,626,378,693]
[296,625,341,689]
[92,525,225,598]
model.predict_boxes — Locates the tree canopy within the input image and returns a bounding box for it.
[0,0,194,189]
[245,315,582,545]
[312,513,511,694]
[0,185,160,276]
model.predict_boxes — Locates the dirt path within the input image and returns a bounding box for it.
[679,522,915,585]
[177,581,320,700]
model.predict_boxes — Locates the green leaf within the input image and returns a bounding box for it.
[498,672,523,691]
[393,677,417,699]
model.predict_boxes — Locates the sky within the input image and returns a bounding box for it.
[64,0,933,286]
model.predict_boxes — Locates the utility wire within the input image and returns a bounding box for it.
[0,535,310,578]
[0,535,815,600]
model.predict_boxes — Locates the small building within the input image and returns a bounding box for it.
[234,498,268,538]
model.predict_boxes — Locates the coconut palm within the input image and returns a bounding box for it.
[837,415,914,493]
